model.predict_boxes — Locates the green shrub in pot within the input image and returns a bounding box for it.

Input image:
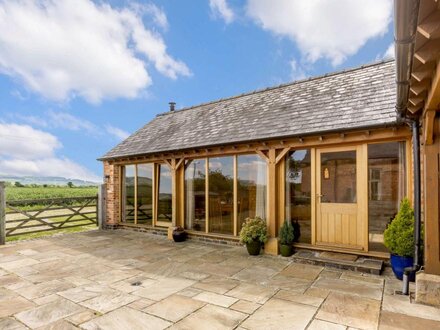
[279,220,295,257]
[239,217,268,256]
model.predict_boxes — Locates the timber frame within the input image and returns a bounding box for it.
[104,125,412,256]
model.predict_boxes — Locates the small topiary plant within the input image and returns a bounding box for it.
[279,220,294,245]
[383,198,415,257]
[239,217,268,244]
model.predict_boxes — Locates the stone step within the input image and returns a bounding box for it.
[292,250,384,275]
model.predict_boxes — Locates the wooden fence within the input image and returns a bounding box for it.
[0,182,106,244]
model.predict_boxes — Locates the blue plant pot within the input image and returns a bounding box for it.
[390,254,415,282]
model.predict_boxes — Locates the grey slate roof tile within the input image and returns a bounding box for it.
[100,60,397,160]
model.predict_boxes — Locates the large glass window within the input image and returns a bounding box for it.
[237,155,267,230]
[157,164,172,223]
[137,164,153,225]
[185,159,206,231]
[285,150,312,243]
[368,142,406,252]
[208,157,234,235]
[124,165,135,223]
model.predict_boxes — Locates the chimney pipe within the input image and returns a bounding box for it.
[169,102,176,112]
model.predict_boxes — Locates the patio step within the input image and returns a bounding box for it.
[292,250,384,275]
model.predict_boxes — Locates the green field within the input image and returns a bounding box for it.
[6,186,98,201]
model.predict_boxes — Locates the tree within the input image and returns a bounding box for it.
[14,181,24,187]
[67,181,74,188]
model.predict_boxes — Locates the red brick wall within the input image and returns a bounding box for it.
[104,161,120,226]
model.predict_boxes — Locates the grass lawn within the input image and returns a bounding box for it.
[6,186,98,200]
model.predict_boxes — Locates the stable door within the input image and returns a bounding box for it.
[316,146,367,250]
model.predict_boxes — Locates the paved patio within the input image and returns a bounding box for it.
[0,230,439,330]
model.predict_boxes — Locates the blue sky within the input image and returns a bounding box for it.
[0,0,394,182]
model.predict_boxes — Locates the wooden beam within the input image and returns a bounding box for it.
[256,149,269,162]
[275,147,290,164]
[417,10,440,40]
[163,159,172,168]
[175,158,185,170]
[267,149,277,239]
[414,40,440,65]
[424,110,436,145]
[409,96,425,107]
[410,79,430,96]
[425,58,440,111]
[408,104,424,114]
[412,65,435,82]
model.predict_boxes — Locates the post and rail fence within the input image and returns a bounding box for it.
[0,182,106,245]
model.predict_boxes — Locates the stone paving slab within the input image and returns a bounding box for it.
[1,230,439,329]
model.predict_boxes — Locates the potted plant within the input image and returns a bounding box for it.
[239,217,268,255]
[383,198,417,281]
[172,226,187,242]
[279,220,295,257]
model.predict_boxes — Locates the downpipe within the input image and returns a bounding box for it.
[399,117,422,295]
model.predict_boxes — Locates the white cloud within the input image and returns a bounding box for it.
[289,59,307,81]
[246,0,392,66]
[47,111,98,135]
[0,0,190,103]
[383,43,395,59]
[0,123,100,182]
[209,0,235,24]
[105,125,130,141]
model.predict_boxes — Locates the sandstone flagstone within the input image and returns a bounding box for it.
[171,304,246,330]
[0,296,35,318]
[313,277,383,300]
[379,310,440,330]
[193,276,239,294]
[382,293,440,322]
[226,282,277,304]
[193,291,238,307]
[79,290,138,313]
[230,300,261,314]
[241,298,317,330]
[0,317,28,330]
[280,263,324,280]
[15,279,74,300]
[144,295,205,322]
[316,292,381,330]
[81,306,171,330]
[14,298,83,329]
[133,277,195,301]
[274,289,324,307]
[307,319,346,330]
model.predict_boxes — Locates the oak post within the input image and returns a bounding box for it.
[265,149,279,255]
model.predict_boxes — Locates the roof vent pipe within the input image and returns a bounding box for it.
[169,102,176,112]
[394,0,420,116]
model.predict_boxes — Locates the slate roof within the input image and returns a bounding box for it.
[100,60,397,160]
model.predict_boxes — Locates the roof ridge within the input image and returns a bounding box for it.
[156,58,395,117]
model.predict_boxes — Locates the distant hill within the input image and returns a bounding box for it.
[0,176,100,186]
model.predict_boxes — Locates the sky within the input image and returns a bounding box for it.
[0,0,395,183]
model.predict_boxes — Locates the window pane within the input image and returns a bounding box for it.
[209,157,234,235]
[137,164,153,225]
[368,142,406,252]
[157,164,172,223]
[321,151,356,203]
[185,159,206,231]
[285,150,312,243]
[124,165,135,223]
[237,155,267,231]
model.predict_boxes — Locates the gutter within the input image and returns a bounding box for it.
[393,0,422,295]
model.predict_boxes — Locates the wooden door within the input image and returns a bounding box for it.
[316,146,367,250]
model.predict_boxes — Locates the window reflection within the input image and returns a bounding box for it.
[209,157,234,235]
[157,164,172,223]
[368,142,406,252]
[124,165,135,223]
[321,151,357,203]
[285,150,311,243]
[137,164,153,225]
[185,159,206,231]
[237,155,267,230]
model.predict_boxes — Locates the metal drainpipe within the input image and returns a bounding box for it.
[402,118,422,295]
[393,0,422,295]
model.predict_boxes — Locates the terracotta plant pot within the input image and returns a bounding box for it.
[246,240,261,255]
[280,244,293,257]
